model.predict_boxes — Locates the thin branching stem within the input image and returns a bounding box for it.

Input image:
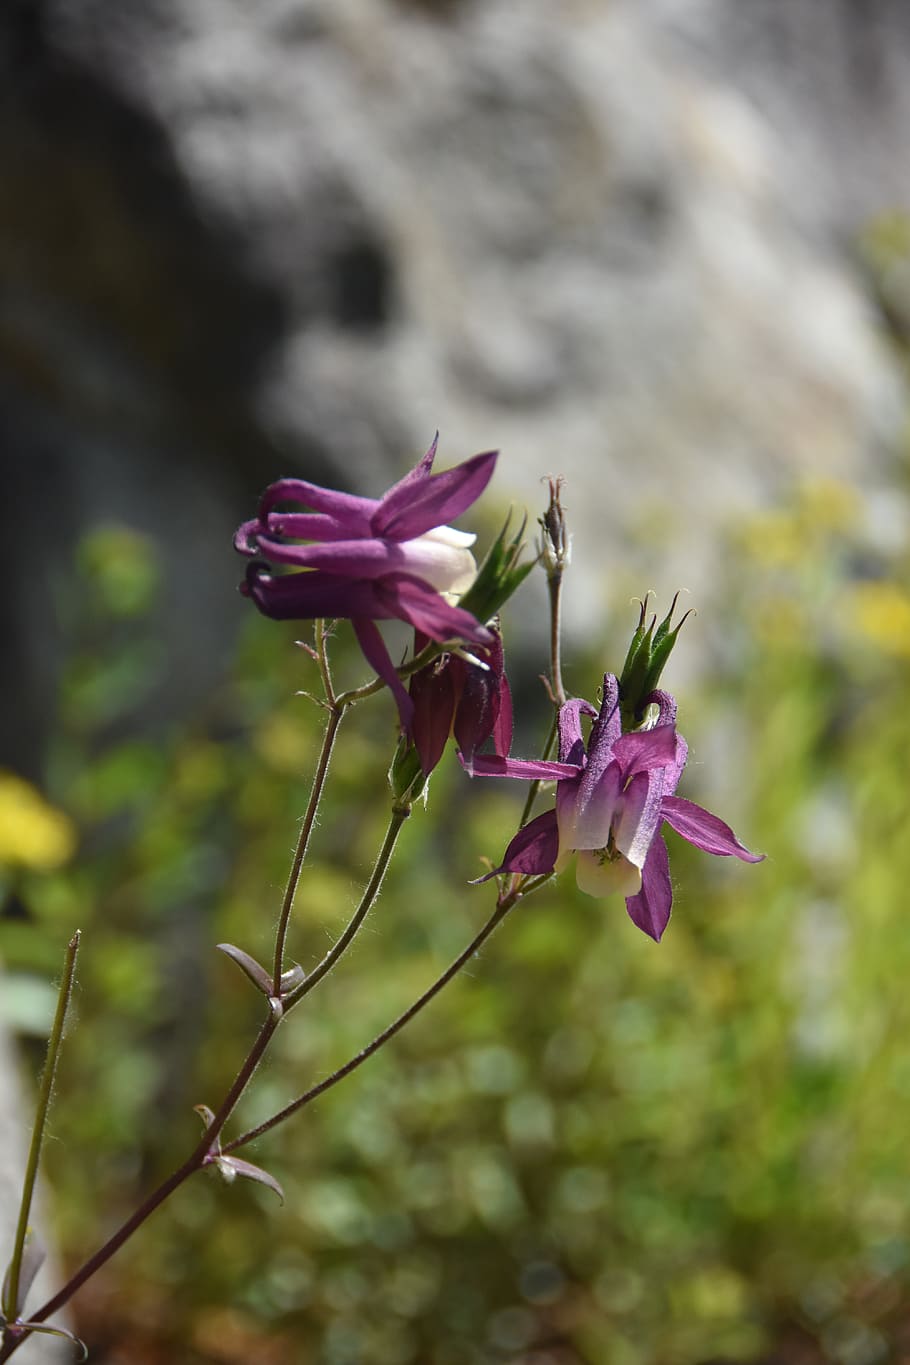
[0,624,494,1358]
[2,1008,281,1356]
[2,932,80,1327]
[334,637,444,711]
[223,873,553,1155]
[4,762,413,1354]
[283,804,411,1012]
[271,707,343,992]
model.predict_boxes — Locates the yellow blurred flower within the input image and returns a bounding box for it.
[739,510,804,569]
[797,477,858,534]
[740,479,858,571]
[0,771,77,870]
[847,580,910,658]
[754,597,807,650]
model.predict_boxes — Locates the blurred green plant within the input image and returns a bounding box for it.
[5,449,910,1364]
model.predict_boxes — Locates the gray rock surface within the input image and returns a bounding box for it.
[2,0,907,725]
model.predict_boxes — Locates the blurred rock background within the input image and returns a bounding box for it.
[3,0,910,777]
[3,1,910,1361]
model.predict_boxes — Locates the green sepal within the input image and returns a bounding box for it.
[458,514,535,624]
[618,593,690,729]
[388,737,428,804]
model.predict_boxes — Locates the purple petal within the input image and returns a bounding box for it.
[241,565,390,620]
[560,761,621,851]
[625,833,673,941]
[374,449,498,541]
[245,537,435,578]
[496,808,560,877]
[377,433,438,507]
[242,565,493,650]
[234,518,264,557]
[352,618,414,730]
[492,671,513,757]
[453,660,495,761]
[664,733,688,797]
[612,724,679,778]
[558,697,597,764]
[567,678,626,837]
[381,576,493,646]
[410,659,458,775]
[464,631,512,761]
[647,689,677,727]
[257,511,371,544]
[259,478,376,534]
[612,768,666,869]
[661,796,764,861]
[586,674,621,755]
[454,632,513,764]
[466,753,582,781]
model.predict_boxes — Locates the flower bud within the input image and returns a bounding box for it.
[617,593,691,730]
[537,477,571,581]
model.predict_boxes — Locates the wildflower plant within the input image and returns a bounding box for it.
[0,443,762,1360]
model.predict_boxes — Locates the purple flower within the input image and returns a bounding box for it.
[409,628,513,777]
[235,437,498,727]
[468,675,763,941]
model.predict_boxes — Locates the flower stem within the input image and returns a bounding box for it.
[283,803,411,1012]
[271,702,344,993]
[270,616,435,991]
[516,713,559,831]
[547,570,566,708]
[2,1009,281,1356]
[2,932,80,1326]
[223,875,547,1156]
[3,757,412,1352]
[334,637,444,711]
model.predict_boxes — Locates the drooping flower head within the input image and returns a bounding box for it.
[467,675,763,941]
[408,627,513,779]
[234,437,497,728]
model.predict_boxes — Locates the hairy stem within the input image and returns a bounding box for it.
[334,636,443,711]
[224,874,552,1155]
[547,572,566,708]
[283,804,411,1012]
[2,1010,280,1355]
[271,702,344,992]
[3,764,411,1352]
[2,932,80,1326]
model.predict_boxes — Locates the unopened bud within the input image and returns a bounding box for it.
[538,477,571,580]
[617,592,692,730]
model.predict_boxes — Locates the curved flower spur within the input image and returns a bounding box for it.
[234,437,498,727]
[466,675,763,942]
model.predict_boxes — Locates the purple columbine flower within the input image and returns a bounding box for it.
[409,628,513,777]
[235,437,498,728]
[467,675,763,941]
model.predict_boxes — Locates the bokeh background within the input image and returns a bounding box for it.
[3,1,910,1362]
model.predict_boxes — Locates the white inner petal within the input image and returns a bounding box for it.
[420,526,477,550]
[401,526,478,596]
[574,850,642,899]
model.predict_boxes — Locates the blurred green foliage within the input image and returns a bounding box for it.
[4,426,910,1365]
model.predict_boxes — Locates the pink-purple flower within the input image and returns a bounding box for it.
[235,438,498,728]
[467,675,763,941]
